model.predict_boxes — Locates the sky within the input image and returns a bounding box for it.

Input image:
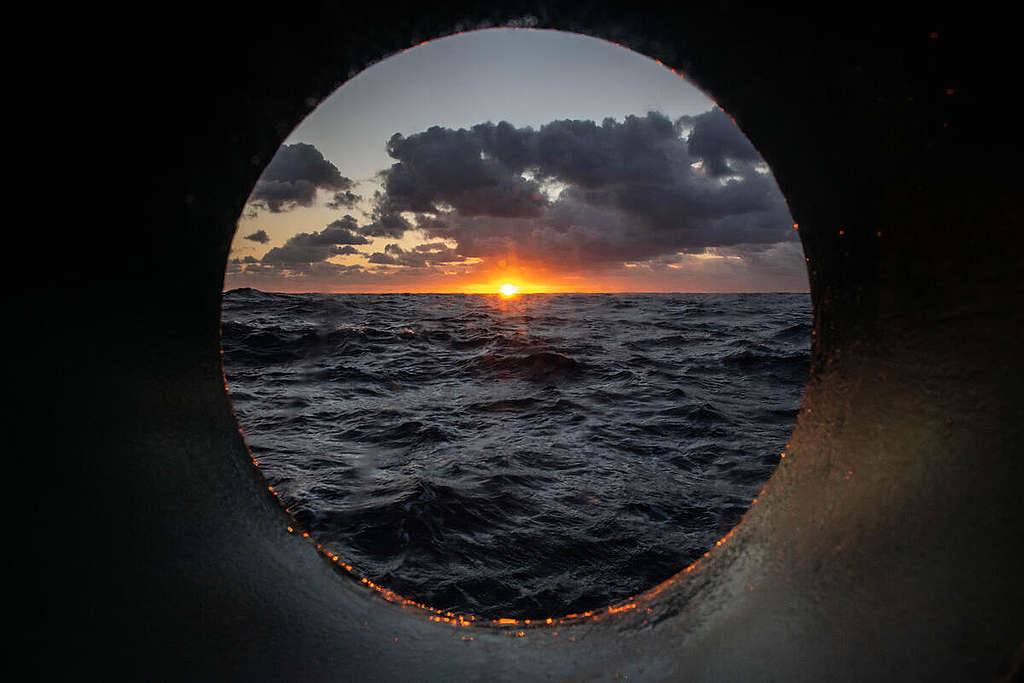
[225,28,808,293]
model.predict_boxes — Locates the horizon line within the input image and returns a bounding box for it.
[223,287,810,295]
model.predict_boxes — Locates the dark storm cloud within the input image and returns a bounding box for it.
[248,143,356,213]
[260,216,369,265]
[529,114,680,188]
[372,109,794,270]
[378,126,547,219]
[244,230,270,243]
[680,108,761,177]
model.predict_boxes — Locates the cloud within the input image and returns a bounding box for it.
[359,210,414,238]
[260,216,369,265]
[226,255,261,274]
[378,126,547,218]
[366,242,465,268]
[244,230,270,243]
[370,110,795,270]
[679,108,761,177]
[230,109,804,291]
[248,143,356,213]
[327,191,362,210]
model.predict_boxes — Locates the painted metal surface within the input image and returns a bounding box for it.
[8,2,1022,680]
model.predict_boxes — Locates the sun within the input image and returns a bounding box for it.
[499,283,520,297]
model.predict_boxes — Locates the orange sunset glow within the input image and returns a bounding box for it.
[499,283,520,296]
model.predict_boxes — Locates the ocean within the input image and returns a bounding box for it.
[221,289,810,618]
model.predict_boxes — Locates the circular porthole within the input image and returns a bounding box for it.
[222,28,809,622]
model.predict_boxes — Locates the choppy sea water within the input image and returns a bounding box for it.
[221,289,810,618]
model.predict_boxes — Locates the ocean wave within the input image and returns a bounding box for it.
[466,351,586,381]
[222,290,810,618]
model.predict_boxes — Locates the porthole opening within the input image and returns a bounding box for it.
[221,28,810,620]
